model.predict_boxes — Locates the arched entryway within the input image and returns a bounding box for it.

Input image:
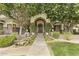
[38,24,43,33]
[35,18,45,33]
[30,13,51,33]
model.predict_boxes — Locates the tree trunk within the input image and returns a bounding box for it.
[19,26,22,35]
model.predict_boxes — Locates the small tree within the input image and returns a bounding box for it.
[10,4,30,35]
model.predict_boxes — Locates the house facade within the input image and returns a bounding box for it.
[30,13,64,33]
[0,14,67,34]
[0,14,78,34]
[0,15,19,34]
[30,13,51,33]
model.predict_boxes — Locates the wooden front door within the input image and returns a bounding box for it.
[38,24,43,33]
[54,25,61,32]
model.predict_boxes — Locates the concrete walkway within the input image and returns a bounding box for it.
[0,46,30,56]
[0,34,50,56]
[59,34,79,41]
[27,34,50,56]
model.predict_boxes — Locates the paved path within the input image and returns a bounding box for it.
[59,34,79,41]
[27,34,50,56]
[0,46,30,56]
[70,35,79,41]
[0,34,50,56]
[56,34,79,43]
[0,35,8,38]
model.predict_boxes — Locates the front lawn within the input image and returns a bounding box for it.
[48,42,79,56]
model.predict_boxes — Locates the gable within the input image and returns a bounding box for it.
[31,13,50,23]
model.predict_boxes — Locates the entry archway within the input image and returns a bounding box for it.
[30,13,51,33]
[38,24,43,33]
[35,18,45,33]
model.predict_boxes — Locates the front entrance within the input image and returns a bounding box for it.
[38,24,43,33]
[30,13,51,33]
[54,25,61,32]
[35,19,45,33]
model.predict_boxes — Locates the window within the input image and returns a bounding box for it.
[0,23,3,30]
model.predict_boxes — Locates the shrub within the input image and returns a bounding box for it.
[52,32,60,39]
[64,32,72,40]
[0,34,16,47]
[44,35,50,41]
[25,35,36,45]
[18,35,36,46]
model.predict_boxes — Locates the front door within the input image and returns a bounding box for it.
[54,25,61,32]
[38,24,43,33]
[7,24,12,33]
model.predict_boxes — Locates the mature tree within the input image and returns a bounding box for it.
[2,4,29,35]
[0,3,79,33]
[10,4,30,35]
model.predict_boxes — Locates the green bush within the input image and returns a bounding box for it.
[44,35,51,41]
[64,32,72,40]
[29,35,36,45]
[52,32,60,39]
[0,34,16,47]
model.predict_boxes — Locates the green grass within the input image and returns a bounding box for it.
[44,35,54,55]
[48,42,79,56]
[0,33,17,47]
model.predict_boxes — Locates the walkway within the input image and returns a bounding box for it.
[0,34,50,56]
[27,34,50,56]
[0,46,30,56]
[55,34,79,44]
[59,34,79,41]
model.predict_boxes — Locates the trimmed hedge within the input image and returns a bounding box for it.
[0,34,16,47]
[52,32,60,39]
[64,32,72,40]
[44,35,52,41]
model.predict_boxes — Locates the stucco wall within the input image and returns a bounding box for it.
[31,13,50,23]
